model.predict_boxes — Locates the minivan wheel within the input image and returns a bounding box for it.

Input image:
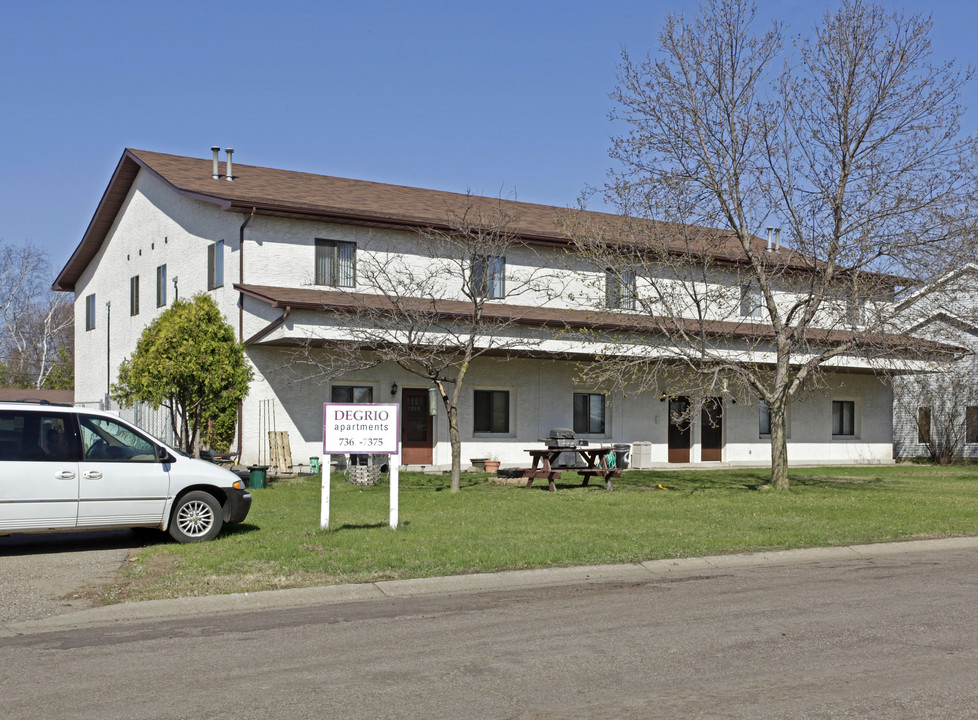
[169,491,224,543]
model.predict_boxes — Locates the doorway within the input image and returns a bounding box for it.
[401,388,433,465]
[668,397,691,463]
[701,397,723,462]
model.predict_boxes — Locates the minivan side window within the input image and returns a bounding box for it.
[79,416,159,462]
[0,410,80,462]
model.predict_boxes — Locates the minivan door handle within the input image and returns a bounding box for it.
[82,470,103,480]
[54,470,76,479]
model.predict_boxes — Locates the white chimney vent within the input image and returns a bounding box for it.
[211,146,221,180]
[225,148,234,181]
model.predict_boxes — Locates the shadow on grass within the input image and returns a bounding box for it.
[556,469,891,493]
[330,521,413,531]
[221,523,261,538]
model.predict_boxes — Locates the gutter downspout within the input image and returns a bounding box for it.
[237,208,256,458]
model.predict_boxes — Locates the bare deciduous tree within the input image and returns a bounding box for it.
[288,198,557,492]
[568,0,977,489]
[0,240,74,390]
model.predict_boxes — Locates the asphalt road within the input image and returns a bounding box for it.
[3,541,978,719]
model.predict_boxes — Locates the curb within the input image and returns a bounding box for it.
[4,536,976,638]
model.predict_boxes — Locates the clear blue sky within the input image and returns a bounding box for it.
[2,0,976,275]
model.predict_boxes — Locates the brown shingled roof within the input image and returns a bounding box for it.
[235,283,944,353]
[54,148,816,293]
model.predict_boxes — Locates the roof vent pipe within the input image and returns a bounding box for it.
[211,146,221,179]
[775,227,781,252]
[225,148,234,181]
[766,227,773,252]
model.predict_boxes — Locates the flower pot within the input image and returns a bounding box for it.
[470,458,488,471]
[483,460,501,474]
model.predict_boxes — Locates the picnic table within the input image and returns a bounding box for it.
[521,446,621,492]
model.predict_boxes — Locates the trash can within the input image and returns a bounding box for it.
[631,441,652,469]
[309,457,320,473]
[248,465,269,489]
[613,443,631,469]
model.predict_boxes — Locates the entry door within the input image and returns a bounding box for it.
[701,397,723,462]
[401,389,433,465]
[668,397,691,463]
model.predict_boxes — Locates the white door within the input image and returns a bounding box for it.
[77,414,170,528]
[0,409,79,531]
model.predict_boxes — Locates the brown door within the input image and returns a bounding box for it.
[701,397,723,462]
[401,388,433,465]
[668,397,691,463]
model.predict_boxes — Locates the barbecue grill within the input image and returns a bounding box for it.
[539,427,588,468]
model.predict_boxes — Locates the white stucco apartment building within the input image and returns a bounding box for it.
[892,264,978,460]
[54,148,916,469]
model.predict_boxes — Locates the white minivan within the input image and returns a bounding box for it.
[0,401,252,543]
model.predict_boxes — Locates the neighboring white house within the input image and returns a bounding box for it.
[54,148,924,469]
[892,264,978,461]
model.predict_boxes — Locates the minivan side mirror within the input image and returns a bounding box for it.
[156,445,175,463]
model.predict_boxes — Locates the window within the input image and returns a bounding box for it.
[474,390,509,433]
[759,400,791,438]
[0,410,78,462]
[832,400,855,437]
[740,284,762,318]
[315,239,356,287]
[573,393,606,434]
[156,264,167,307]
[846,296,867,326]
[85,293,96,331]
[129,276,139,316]
[207,240,224,290]
[917,407,932,445]
[330,385,373,403]
[967,407,978,444]
[606,268,635,310]
[79,415,158,462]
[471,255,505,299]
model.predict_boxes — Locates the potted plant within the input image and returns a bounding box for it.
[470,458,488,472]
[483,456,501,474]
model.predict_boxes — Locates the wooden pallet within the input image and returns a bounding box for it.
[268,431,292,475]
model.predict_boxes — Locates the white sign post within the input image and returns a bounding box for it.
[321,403,401,530]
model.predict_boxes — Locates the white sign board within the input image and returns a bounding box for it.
[321,403,401,531]
[322,403,400,455]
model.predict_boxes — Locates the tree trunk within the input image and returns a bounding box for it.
[769,402,790,490]
[448,405,462,493]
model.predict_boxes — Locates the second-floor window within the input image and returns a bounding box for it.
[316,239,356,287]
[471,255,505,299]
[740,284,762,318]
[156,264,167,307]
[207,240,224,290]
[129,276,139,316]
[967,406,978,444]
[85,293,96,331]
[573,392,606,434]
[606,268,635,310]
[846,296,867,326]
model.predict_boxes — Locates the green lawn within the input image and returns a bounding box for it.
[107,464,978,603]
